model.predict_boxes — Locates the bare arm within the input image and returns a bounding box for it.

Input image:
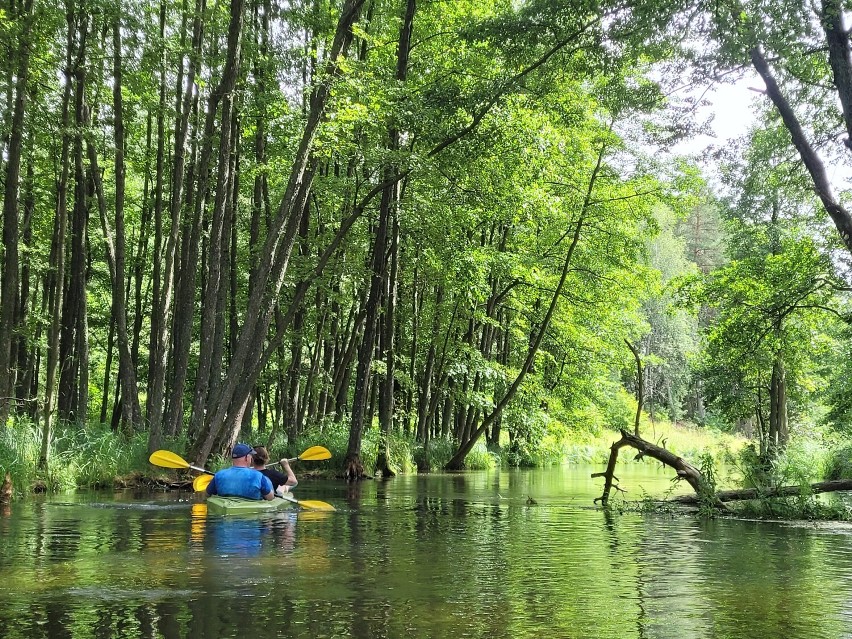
[278,459,298,491]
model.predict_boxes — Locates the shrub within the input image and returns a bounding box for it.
[824,444,852,481]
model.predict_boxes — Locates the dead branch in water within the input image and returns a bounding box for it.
[592,429,722,508]
[669,479,852,505]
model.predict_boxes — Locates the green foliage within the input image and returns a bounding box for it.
[293,421,359,473]
[461,443,498,471]
[600,387,637,432]
[823,444,852,481]
[731,497,852,522]
[727,437,852,521]
[822,329,852,433]
[415,437,457,471]
[687,226,844,434]
[735,436,832,491]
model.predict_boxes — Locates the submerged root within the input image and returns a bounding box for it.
[342,457,369,482]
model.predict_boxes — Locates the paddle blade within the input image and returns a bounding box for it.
[149,450,190,469]
[278,492,335,511]
[193,474,213,492]
[295,499,336,511]
[297,446,332,461]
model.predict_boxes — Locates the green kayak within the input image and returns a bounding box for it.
[206,495,295,515]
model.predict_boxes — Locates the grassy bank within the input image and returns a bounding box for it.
[0,421,162,498]
[3,415,835,513]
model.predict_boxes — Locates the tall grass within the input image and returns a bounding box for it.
[0,419,152,498]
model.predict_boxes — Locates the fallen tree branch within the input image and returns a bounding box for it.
[668,479,852,505]
[593,428,722,508]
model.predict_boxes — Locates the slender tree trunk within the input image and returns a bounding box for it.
[165,92,202,438]
[768,354,788,454]
[0,0,35,425]
[15,153,36,413]
[375,0,414,478]
[416,286,442,442]
[58,21,90,424]
[41,10,79,468]
[100,309,116,423]
[750,46,852,253]
[189,0,245,452]
[821,0,852,151]
[286,202,310,442]
[344,197,391,479]
[625,339,643,437]
[147,0,168,429]
[107,13,143,427]
[131,114,153,370]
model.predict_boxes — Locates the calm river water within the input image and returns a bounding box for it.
[1,464,851,639]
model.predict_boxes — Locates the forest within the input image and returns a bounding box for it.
[2,0,852,497]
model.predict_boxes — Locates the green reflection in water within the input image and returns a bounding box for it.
[0,467,851,639]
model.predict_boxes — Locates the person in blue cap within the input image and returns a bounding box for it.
[205,443,275,500]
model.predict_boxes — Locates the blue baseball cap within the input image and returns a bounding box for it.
[231,443,256,458]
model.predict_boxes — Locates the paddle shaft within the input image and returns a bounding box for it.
[268,457,298,468]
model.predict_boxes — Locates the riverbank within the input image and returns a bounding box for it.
[4,416,849,525]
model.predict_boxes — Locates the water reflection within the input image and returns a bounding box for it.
[1,468,852,638]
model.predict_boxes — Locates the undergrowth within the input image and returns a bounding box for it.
[0,419,155,498]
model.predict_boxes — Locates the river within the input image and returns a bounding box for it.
[1,464,851,638]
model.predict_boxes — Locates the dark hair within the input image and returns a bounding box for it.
[252,446,270,465]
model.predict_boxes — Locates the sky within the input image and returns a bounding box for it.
[672,74,760,158]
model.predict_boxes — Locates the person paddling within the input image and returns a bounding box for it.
[252,446,298,496]
[206,443,275,501]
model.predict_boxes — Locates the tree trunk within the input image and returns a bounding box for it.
[194,0,367,466]
[345,204,390,479]
[15,154,37,414]
[821,0,852,152]
[165,93,202,438]
[58,27,90,424]
[187,0,244,446]
[768,354,788,454]
[148,0,206,451]
[41,9,79,469]
[670,479,852,505]
[0,0,34,426]
[375,0,414,478]
[286,201,311,443]
[147,0,168,433]
[625,339,643,436]
[107,13,143,428]
[750,46,852,254]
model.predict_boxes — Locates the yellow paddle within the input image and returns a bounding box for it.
[189,445,331,492]
[270,445,332,465]
[150,445,331,476]
[149,449,212,474]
